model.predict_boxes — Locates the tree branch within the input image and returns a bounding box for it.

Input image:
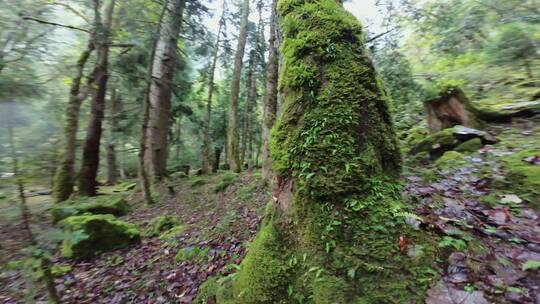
[366,29,394,44]
[22,17,90,33]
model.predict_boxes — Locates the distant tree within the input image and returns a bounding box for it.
[486,24,537,78]
[262,0,279,180]
[226,0,249,173]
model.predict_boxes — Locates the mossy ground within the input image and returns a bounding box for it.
[1,170,270,302]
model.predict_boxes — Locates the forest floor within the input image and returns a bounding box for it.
[0,118,539,304]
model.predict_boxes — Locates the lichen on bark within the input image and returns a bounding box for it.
[198,0,438,303]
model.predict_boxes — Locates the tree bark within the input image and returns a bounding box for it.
[261,0,279,181]
[79,0,116,196]
[213,146,222,173]
[175,115,182,161]
[138,0,171,206]
[146,0,186,179]
[226,0,250,173]
[201,8,225,175]
[106,88,121,185]
[213,1,436,302]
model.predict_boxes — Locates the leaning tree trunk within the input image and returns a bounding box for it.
[201,8,225,174]
[425,87,482,134]
[226,0,249,173]
[261,0,279,181]
[146,0,185,179]
[79,0,116,196]
[208,1,437,303]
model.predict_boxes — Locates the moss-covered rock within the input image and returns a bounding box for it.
[455,138,483,153]
[435,151,468,170]
[51,195,131,223]
[409,127,458,156]
[410,125,496,158]
[498,149,540,208]
[59,214,140,259]
[145,215,181,237]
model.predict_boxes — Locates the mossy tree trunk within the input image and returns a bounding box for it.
[226,0,249,173]
[211,1,437,303]
[79,0,116,196]
[261,0,279,181]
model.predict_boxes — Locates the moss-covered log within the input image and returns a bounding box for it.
[199,1,438,303]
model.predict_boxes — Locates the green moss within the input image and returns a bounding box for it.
[51,264,72,277]
[498,149,540,207]
[190,177,207,187]
[455,138,483,153]
[59,214,140,259]
[145,215,181,237]
[213,172,238,193]
[174,246,209,263]
[409,127,458,156]
[158,225,186,241]
[435,151,468,170]
[50,195,131,223]
[233,220,291,304]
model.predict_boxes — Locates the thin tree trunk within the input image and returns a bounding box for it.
[138,0,170,206]
[227,0,249,173]
[175,116,182,161]
[245,50,256,171]
[79,0,116,196]
[213,146,222,173]
[106,88,121,185]
[261,0,279,181]
[53,35,96,202]
[202,10,225,174]
[146,0,186,179]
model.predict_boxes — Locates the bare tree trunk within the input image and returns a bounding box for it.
[106,89,121,185]
[146,0,185,179]
[227,0,249,173]
[53,30,97,202]
[201,10,225,174]
[79,0,116,196]
[261,0,279,181]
